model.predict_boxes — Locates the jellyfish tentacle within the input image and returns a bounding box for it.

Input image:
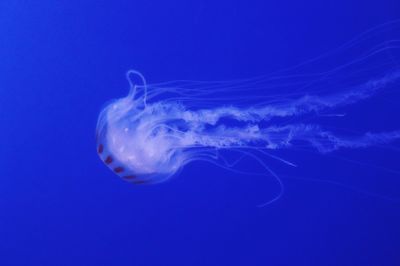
[126,69,148,106]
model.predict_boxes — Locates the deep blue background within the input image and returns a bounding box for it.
[1,1,400,265]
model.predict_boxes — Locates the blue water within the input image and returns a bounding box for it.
[1,1,400,265]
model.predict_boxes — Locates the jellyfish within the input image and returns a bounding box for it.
[96,21,400,192]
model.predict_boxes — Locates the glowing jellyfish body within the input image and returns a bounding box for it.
[96,75,186,184]
[96,22,400,186]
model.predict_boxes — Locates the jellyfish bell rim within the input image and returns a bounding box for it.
[96,138,174,185]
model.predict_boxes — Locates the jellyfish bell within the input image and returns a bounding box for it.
[96,71,187,184]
